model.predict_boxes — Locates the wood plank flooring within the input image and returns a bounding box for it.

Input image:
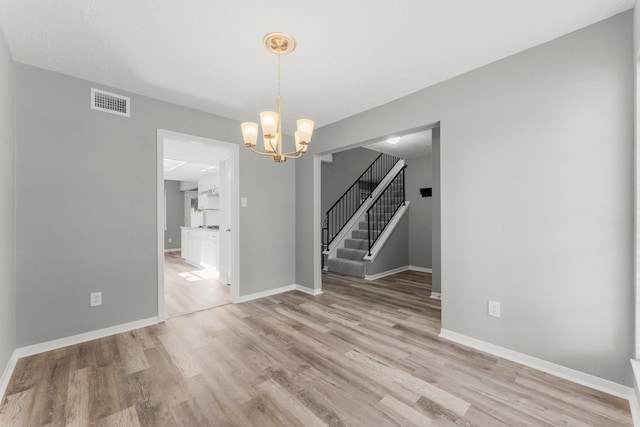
[164,251,230,319]
[0,271,633,426]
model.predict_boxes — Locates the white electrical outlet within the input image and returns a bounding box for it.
[168,238,172,243]
[90,292,102,307]
[488,300,501,318]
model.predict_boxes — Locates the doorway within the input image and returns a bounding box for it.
[313,124,440,297]
[156,129,240,321]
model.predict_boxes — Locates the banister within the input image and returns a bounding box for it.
[323,153,400,250]
[367,165,407,255]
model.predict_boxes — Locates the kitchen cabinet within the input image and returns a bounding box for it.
[200,231,219,269]
[181,227,219,270]
[181,228,195,261]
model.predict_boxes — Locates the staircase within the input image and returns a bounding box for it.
[324,153,399,248]
[326,187,403,278]
[326,221,369,277]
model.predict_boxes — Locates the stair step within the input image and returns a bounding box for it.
[327,258,365,278]
[368,212,393,221]
[337,247,368,261]
[345,238,368,250]
[352,229,380,240]
[359,221,385,230]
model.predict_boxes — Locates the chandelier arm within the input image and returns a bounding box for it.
[282,142,308,157]
[282,150,304,159]
[267,138,278,154]
[248,145,282,157]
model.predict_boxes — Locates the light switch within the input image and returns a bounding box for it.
[488,300,501,318]
[241,197,247,207]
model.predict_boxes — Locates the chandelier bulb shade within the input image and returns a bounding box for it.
[240,32,313,162]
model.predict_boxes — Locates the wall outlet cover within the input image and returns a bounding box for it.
[90,292,102,307]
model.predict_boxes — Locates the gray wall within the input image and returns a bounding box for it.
[321,147,380,217]
[405,154,433,270]
[365,214,409,276]
[164,180,184,250]
[0,30,15,381]
[297,12,634,385]
[16,64,295,347]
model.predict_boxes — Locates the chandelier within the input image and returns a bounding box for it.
[241,32,314,162]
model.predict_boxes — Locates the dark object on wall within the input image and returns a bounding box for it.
[420,187,432,197]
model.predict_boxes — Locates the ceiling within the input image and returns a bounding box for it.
[0,1,634,133]
[365,130,432,159]
[163,134,231,182]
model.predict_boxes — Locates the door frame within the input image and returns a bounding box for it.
[311,123,439,292]
[156,129,241,321]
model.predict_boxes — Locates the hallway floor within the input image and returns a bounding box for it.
[164,251,230,318]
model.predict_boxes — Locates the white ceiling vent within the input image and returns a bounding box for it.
[91,88,130,117]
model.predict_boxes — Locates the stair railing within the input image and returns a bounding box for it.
[367,165,407,255]
[324,153,400,251]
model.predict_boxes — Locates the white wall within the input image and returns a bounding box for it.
[0,29,15,389]
[297,12,634,385]
[15,64,295,347]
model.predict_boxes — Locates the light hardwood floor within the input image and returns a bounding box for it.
[164,251,230,319]
[0,271,633,426]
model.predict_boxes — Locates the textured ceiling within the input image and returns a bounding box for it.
[0,1,634,132]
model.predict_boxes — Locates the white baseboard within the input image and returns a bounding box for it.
[15,317,159,360]
[439,329,632,400]
[1,316,159,401]
[630,359,640,426]
[365,265,435,281]
[294,284,323,296]
[237,284,323,303]
[0,349,18,401]
[430,292,442,300]
[237,285,296,303]
[365,266,410,281]
[409,266,432,273]
[164,248,181,252]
